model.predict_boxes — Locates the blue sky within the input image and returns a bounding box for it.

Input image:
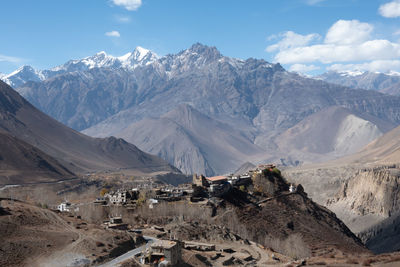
[1,0,400,75]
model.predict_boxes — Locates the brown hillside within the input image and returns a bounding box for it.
[0,131,75,185]
[0,80,177,175]
[0,199,143,267]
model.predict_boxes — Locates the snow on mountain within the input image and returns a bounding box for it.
[118,46,158,70]
[338,70,364,77]
[386,71,400,77]
[0,46,159,88]
[51,46,159,72]
[0,65,45,88]
[317,70,400,95]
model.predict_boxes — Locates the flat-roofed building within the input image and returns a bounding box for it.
[206,175,228,185]
[150,240,182,266]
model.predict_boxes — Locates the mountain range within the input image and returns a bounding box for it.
[0,80,176,185]
[1,46,157,88]
[4,43,400,175]
[317,70,400,96]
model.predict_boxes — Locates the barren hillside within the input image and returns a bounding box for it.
[0,80,177,176]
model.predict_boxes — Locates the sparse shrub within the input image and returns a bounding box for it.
[346,258,358,264]
[362,258,377,266]
[310,262,327,265]
[192,185,207,198]
[100,188,108,197]
[287,221,294,230]
[271,167,281,176]
[264,234,311,260]
[96,241,105,247]
[136,192,146,206]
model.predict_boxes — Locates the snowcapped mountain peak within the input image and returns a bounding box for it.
[80,51,118,69]
[0,65,45,88]
[117,52,133,62]
[8,65,36,76]
[133,46,151,60]
[338,70,364,77]
[118,46,158,69]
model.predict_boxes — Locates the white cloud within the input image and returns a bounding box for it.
[289,64,320,74]
[0,54,22,63]
[266,19,400,73]
[274,39,400,64]
[379,0,400,18]
[325,20,373,45]
[105,31,121,37]
[328,60,400,73]
[266,31,320,52]
[112,0,142,11]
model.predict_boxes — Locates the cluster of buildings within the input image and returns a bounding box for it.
[193,172,251,197]
[191,163,298,199]
[93,189,141,206]
[154,185,192,201]
[57,164,296,214]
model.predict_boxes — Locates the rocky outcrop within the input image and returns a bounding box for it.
[328,166,400,217]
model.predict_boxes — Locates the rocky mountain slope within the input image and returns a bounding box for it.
[317,70,400,96]
[136,168,370,259]
[0,80,177,175]
[11,43,400,175]
[234,161,256,175]
[284,123,400,253]
[326,166,400,232]
[342,124,400,165]
[359,208,400,253]
[284,124,400,207]
[276,106,394,163]
[325,165,400,254]
[115,104,266,175]
[0,131,75,185]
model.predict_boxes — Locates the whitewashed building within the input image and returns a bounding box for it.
[57,202,72,212]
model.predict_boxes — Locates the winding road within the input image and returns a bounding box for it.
[97,236,158,267]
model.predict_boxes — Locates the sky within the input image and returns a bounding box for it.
[1,0,400,75]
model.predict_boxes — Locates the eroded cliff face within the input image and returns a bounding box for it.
[328,166,400,217]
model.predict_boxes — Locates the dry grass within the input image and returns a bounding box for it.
[264,233,311,260]
[346,258,359,264]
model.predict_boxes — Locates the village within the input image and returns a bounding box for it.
[54,164,298,266]
[58,164,297,212]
